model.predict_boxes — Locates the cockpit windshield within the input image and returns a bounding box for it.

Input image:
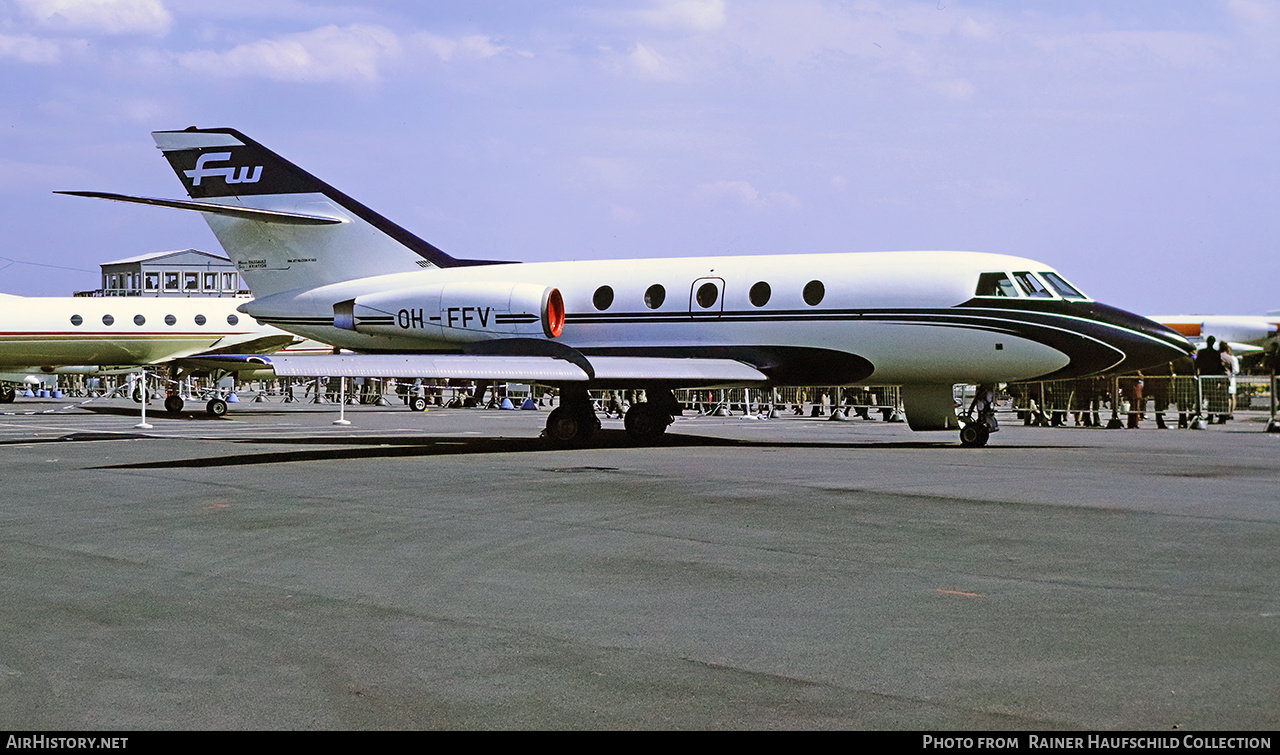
[975,272,1019,297]
[1013,272,1053,298]
[1039,272,1087,299]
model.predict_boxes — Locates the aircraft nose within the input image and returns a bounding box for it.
[1087,302,1195,374]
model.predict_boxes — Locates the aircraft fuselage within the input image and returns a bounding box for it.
[243,250,1189,387]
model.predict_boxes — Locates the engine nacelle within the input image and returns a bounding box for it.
[334,281,565,345]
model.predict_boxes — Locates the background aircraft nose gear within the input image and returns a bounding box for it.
[960,383,999,447]
[206,397,229,417]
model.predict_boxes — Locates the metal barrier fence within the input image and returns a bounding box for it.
[13,371,1277,432]
[671,386,904,418]
[1008,375,1274,428]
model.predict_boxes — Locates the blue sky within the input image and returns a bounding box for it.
[2,0,1277,315]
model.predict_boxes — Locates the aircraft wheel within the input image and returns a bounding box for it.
[206,398,229,418]
[959,423,990,448]
[164,395,185,415]
[545,405,598,448]
[409,396,428,412]
[624,402,671,445]
[0,385,15,403]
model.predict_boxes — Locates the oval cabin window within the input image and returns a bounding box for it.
[593,286,614,310]
[749,281,771,307]
[695,282,719,309]
[644,284,666,309]
[803,280,825,306]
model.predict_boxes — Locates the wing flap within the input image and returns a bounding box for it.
[587,356,767,383]
[250,353,767,384]
[264,354,591,381]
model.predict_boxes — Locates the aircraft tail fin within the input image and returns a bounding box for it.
[148,127,509,297]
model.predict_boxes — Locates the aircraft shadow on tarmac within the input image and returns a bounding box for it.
[77,430,1066,469]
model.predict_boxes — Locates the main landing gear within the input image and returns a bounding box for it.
[543,386,678,448]
[623,387,678,445]
[544,386,600,448]
[959,382,999,448]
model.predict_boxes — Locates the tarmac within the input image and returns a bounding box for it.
[1,395,1278,730]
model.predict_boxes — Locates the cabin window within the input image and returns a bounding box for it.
[70,315,83,326]
[102,314,114,326]
[644,284,666,309]
[194,314,206,326]
[593,286,614,310]
[695,282,719,308]
[1013,272,1053,298]
[749,281,771,307]
[227,314,239,325]
[803,280,825,306]
[1041,272,1086,299]
[164,314,177,326]
[975,272,1018,297]
[133,314,146,326]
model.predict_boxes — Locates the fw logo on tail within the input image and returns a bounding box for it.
[184,152,263,186]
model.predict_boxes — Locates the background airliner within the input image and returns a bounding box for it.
[1148,314,1279,355]
[0,292,308,413]
[64,127,1192,446]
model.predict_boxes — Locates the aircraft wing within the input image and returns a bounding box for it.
[231,353,768,384]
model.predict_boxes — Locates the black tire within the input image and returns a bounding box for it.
[959,423,990,447]
[624,402,671,445]
[545,405,597,448]
[409,396,428,412]
[206,398,229,418]
[164,395,185,415]
[0,385,15,403]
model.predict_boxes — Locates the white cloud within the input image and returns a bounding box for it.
[634,0,727,32]
[15,0,172,37]
[698,180,799,209]
[178,24,401,83]
[1029,29,1230,70]
[1227,0,1277,27]
[0,33,62,64]
[627,42,679,80]
[609,205,640,224]
[412,32,509,62]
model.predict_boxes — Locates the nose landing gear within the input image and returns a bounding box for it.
[960,383,999,447]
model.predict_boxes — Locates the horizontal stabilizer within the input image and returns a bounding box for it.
[55,191,345,226]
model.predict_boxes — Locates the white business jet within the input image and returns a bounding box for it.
[61,127,1192,446]
[0,291,314,414]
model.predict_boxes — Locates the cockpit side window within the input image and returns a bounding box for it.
[1040,272,1087,299]
[1013,272,1053,297]
[975,272,1019,297]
